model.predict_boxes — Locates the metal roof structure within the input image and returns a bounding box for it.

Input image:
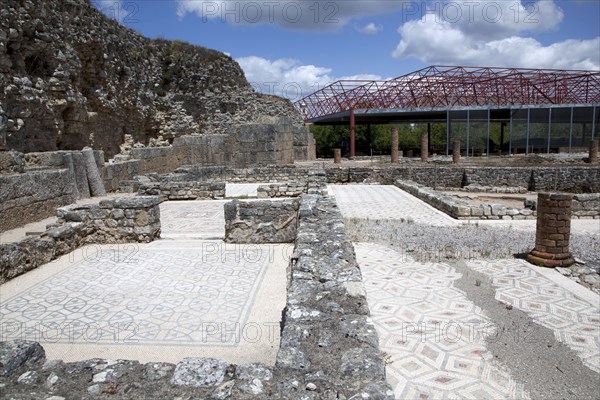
[294,65,600,123]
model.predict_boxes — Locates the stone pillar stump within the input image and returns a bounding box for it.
[527,192,575,268]
[333,148,341,164]
[452,139,461,164]
[589,139,599,164]
[391,128,399,163]
[421,131,429,162]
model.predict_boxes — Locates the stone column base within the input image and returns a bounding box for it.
[527,250,574,268]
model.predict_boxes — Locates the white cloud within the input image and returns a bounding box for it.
[355,22,383,34]
[176,0,405,30]
[236,56,383,100]
[392,0,599,70]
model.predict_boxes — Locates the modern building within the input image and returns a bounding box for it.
[295,65,600,157]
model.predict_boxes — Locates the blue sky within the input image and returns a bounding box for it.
[95,1,600,100]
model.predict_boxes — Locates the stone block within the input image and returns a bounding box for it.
[170,358,230,387]
[0,341,45,377]
[113,196,161,209]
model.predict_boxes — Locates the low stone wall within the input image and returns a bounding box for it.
[396,180,537,220]
[275,194,393,396]
[175,164,314,183]
[255,171,328,199]
[0,196,161,283]
[572,194,600,218]
[224,199,300,243]
[325,166,600,193]
[138,181,225,201]
[257,181,307,198]
[396,180,600,220]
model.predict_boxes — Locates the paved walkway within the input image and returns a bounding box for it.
[1,199,291,365]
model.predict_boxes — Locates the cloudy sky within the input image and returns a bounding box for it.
[95,0,600,100]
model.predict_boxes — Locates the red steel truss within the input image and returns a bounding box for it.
[294,65,600,121]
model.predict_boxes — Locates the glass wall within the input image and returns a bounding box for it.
[445,105,598,156]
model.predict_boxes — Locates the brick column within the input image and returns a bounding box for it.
[527,193,575,268]
[589,139,599,164]
[452,139,461,164]
[333,148,341,164]
[421,131,429,162]
[391,128,399,163]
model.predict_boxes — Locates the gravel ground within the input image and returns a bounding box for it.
[345,218,600,292]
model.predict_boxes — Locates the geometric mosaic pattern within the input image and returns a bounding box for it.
[329,185,461,226]
[356,243,531,400]
[467,259,600,373]
[0,240,288,348]
[159,200,227,239]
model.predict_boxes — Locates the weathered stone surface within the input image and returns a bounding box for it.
[1,0,302,158]
[17,370,40,384]
[0,149,25,173]
[0,237,56,283]
[138,180,225,200]
[170,358,231,387]
[113,196,161,209]
[0,169,75,232]
[340,347,386,380]
[211,380,235,399]
[224,199,300,243]
[0,341,45,377]
[235,363,273,395]
[276,347,311,371]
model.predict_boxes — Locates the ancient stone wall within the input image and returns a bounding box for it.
[232,122,294,166]
[224,199,300,243]
[0,196,161,283]
[256,173,328,198]
[275,194,393,396]
[0,148,113,232]
[325,166,600,193]
[0,169,75,232]
[293,125,317,162]
[138,181,225,201]
[257,181,307,198]
[572,194,600,218]
[174,165,315,183]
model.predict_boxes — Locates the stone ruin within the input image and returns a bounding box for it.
[1,0,600,398]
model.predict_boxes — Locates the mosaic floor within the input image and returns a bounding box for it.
[356,243,531,400]
[468,259,600,373]
[336,184,600,398]
[329,185,461,226]
[1,197,290,364]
